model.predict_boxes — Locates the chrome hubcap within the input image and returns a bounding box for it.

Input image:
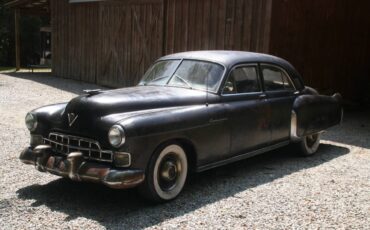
[158,154,181,191]
[161,161,178,181]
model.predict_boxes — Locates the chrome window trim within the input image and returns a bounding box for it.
[260,63,297,92]
[221,63,263,96]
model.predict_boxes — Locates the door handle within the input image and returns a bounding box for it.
[259,94,267,99]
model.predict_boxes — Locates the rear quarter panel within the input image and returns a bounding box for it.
[293,94,342,137]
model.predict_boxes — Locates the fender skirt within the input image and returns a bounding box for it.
[292,93,343,138]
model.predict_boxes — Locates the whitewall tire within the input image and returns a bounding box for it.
[298,133,321,156]
[139,144,188,202]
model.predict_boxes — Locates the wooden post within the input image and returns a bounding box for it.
[15,8,20,71]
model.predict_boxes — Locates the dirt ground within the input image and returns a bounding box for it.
[0,73,369,229]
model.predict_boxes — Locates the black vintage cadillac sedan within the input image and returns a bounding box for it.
[21,51,342,202]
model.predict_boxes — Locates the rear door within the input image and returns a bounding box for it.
[260,64,297,143]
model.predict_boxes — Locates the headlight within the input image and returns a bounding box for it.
[25,113,37,131]
[108,125,125,147]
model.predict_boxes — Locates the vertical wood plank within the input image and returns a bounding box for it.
[14,9,20,70]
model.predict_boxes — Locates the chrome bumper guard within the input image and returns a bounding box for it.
[20,145,145,189]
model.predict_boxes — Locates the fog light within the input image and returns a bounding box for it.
[114,152,131,167]
[30,135,43,146]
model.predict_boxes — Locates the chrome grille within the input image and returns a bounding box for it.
[44,133,113,162]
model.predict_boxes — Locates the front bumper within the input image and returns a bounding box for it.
[20,145,145,189]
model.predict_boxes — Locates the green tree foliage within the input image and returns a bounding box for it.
[0,2,49,67]
[20,15,42,65]
[0,3,14,66]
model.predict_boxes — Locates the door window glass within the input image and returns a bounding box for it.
[262,66,294,91]
[223,66,260,94]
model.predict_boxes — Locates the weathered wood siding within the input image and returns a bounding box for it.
[269,0,370,101]
[51,0,164,87]
[97,0,164,87]
[164,0,272,53]
[51,0,99,83]
[51,0,272,87]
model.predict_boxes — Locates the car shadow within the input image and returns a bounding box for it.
[4,72,109,95]
[17,143,349,229]
[322,109,370,149]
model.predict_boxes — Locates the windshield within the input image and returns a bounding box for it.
[139,60,225,93]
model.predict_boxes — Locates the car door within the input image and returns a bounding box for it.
[221,64,272,157]
[260,64,297,143]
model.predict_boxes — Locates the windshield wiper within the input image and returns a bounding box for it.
[173,74,192,89]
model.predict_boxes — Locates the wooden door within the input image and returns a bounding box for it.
[97,0,164,87]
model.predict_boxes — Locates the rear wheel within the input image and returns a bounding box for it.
[139,144,188,203]
[296,133,321,156]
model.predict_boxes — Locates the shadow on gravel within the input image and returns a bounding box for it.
[5,72,108,95]
[322,110,370,149]
[17,143,349,229]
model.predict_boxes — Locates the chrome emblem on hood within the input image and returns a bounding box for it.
[68,113,78,127]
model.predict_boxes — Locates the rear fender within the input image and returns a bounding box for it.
[291,93,343,139]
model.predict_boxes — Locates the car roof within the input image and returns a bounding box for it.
[159,50,304,89]
[161,50,286,68]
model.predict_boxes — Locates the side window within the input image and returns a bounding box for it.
[223,66,260,94]
[262,66,294,91]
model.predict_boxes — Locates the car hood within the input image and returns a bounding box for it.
[59,85,210,135]
[65,86,208,117]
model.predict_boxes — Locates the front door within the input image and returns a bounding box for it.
[221,64,272,156]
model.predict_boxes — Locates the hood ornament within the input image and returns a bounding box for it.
[83,89,102,96]
[68,113,78,127]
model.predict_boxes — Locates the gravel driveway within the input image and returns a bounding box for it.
[0,73,369,229]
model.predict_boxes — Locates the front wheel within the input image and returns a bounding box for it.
[139,144,188,203]
[296,133,321,156]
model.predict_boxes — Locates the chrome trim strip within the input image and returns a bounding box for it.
[197,141,290,172]
[290,110,300,141]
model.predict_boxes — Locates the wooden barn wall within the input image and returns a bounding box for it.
[164,0,272,54]
[51,0,98,83]
[51,0,164,87]
[96,0,164,87]
[51,0,272,87]
[269,0,370,102]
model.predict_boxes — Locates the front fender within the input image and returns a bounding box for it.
[114,104,229,170]
[31,103,67,135]
[118,105,210,137]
